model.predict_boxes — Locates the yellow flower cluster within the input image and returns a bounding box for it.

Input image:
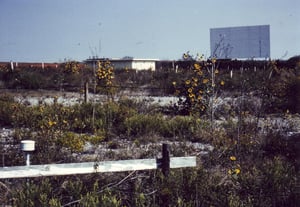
[228,156,241,177]
[48,120,57,127]
[185,77,202,103]
[228,168,241,175]
[64,61,80,74]
[96,61,114,86]
[172,53,225,115]
[193,63,203,76]
[59,132,85,153]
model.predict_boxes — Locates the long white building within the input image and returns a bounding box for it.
[85,57,158,71]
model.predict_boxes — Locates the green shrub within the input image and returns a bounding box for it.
[286,77,300,113]
[58,131,85,153]
[163,116,195,139]
[124,113,165,138]
[0,94,16,126]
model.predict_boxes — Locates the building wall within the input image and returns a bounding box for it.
[111,61,132,70]
[210,25,270,59]
[86,59,157,71]
[132,60,155,70]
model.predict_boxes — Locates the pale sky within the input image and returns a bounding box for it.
[0,0,299,62]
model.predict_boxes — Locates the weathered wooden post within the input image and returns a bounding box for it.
[84,81,89,103]
[156,143,170,177]
[161,143,170,177]
[160,143,170,207]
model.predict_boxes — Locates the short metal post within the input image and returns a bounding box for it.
[20,140,35,166]
[26,153,30,166]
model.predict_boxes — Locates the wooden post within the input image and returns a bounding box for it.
[84,81,89,103]
[156,143,170,177]
[160,144,170,207]
[161,143,170,177]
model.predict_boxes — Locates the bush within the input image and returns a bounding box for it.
[163,116,196,139]
[58,132,86,153]
[0,58,299,206]
[286,77,300,113]
[124,113,165,138]
[0,94,16,126]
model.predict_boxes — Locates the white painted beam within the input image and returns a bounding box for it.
[0,157,196,179]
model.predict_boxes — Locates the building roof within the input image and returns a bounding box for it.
[85,57,159,63]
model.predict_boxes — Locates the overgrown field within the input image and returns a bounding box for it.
[0,56,299,206]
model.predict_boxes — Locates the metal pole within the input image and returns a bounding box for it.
[26,153,30,166]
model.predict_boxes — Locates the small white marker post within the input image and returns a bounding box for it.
[20,140,35,166]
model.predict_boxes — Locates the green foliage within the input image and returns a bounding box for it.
[58,131,85,153]
[285,74,300,113]
[12,178,61,207]
[172,55,225,116]
[0,58,299,206]
[3,155,298,206]
[163,116,198,139]
[124,113,165,137]
[124,114,205,140]
[0,94,16,126]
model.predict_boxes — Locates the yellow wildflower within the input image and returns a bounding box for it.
[188,88,193,93]
[194,63,201,70]
[48,120,57,127]
[192,77,198,82]
[202,79,209,84]
[188,93,195,98]
[172,81,176,86]
[228,168,241,175]
[197,71,203,76]
[220,80,225,86]
[230,156,236,161]
[234,168,241,174]
[185,80,191,85]
[39,106,44,113]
